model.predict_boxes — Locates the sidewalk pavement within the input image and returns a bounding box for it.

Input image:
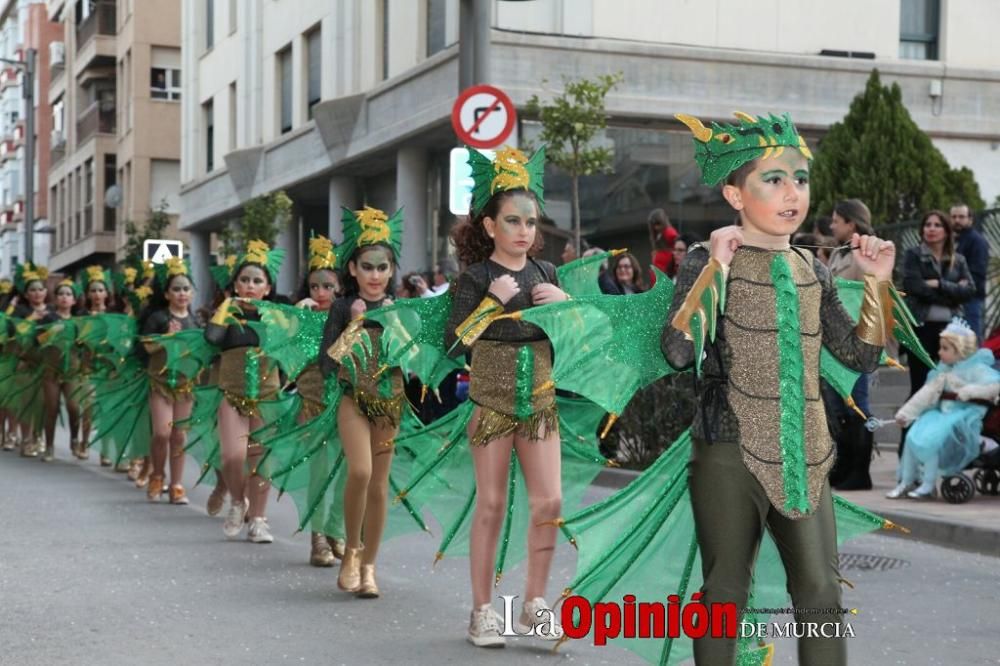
[596,367,1000,558]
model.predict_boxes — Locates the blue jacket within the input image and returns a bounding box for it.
[955,226,989,299]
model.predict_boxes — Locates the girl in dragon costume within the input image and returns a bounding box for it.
[138,258,202,504]
[37,279,83,461]
[318,206,406,598]
[205,240,285,543]
[663,111,896,665]
[77,264,121,467]
[292,235,347,567]
[445,146,569,647]
[6,262,52,457]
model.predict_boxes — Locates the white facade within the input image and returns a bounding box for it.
[180,0,1000,298]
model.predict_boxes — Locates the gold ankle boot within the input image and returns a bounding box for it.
[310,532,335,567]
[337,546,363,592]
[356,564,379,599]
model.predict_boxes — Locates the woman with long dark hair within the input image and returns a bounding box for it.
[901,210,975,396]
[446,147,566,647]
[37,279,84,461]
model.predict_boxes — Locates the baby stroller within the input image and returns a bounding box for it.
[940,398,1000,503]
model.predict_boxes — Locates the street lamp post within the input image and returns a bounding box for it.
[0,49,36,263]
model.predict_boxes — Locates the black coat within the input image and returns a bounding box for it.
[901,243,975,324]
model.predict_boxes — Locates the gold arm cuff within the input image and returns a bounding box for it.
[454,296,504,348]
[855,275,888,346]
[326,318,367,363]
[670,257,728,340]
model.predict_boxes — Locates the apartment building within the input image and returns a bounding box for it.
[0,0,59,278]
[46,0,181,276]
[179,0,1000,298]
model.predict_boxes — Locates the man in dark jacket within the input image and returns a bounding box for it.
[951,203,989,340]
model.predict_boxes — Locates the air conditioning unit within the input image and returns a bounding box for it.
[50,129,64,146]
[50,42,65,68]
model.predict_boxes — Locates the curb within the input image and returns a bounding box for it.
[594,468,1000,558]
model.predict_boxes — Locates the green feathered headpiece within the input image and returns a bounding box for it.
[210,254,238,291]
[55,278,83,299]
[155,256,194,290]
[13,262,49,295]
[236,239,285,285]
[79,264,114,295]
[675,111,813,186]
[336,206,404,269]
[468,145,546,217]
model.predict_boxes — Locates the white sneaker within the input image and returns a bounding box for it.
[247,517,274,544]
[515,597,564,640]
[467,604,506,648]
[222,499,248,539]
[885,483,910,499]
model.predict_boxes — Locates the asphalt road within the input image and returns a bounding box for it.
[1,446,996,666]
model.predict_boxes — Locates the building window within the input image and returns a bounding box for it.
[103,154,116,232]
[229,0,237,34]
[205,0,215,50]
[900,0,939,60]
[306,27,321,120]
[278,45,292,134]
[151,67,181,100]
[426,0,446,57]
[203,99,214,172]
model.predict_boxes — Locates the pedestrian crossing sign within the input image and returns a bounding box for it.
[143,239,184,264]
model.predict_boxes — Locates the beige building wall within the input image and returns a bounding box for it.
[940,0,1000,70]
[47,0,181,274]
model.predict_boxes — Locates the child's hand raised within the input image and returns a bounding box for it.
[851,233,896,281]
[709,226,744,267]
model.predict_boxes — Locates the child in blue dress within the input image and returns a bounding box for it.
[889,317,1000,499]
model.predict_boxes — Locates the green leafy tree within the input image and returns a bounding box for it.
[120,199,172,264]
[811,69,984,224]
[525,73,623,254]
[218,190,294,256]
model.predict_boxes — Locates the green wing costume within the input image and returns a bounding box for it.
[554,430,906,665]
[143,328,218,391]
[394,394,611,581]
[556,250,623,298]
[819,278,932,417]
[362,293,465,392]
[246,301,328,382]
[510,269,676,422]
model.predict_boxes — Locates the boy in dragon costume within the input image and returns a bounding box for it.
[664,111,896,664]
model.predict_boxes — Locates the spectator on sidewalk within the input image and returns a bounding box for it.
[902,210,976,398]
[951,203,989,340]
[824,199,877,489]
[599,252,646,295]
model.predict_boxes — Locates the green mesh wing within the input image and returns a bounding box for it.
[177,385,225,482]
[556,250,619,298]
[363,293,465,389]
[145,328,218,386]
[246,301,327,381]
[259,389,431,540]
[515,271,675,416]
[89,357,151,464]
[820,278,932,405]
[557,429,899,664]
[395,396,610,579]
[75,314,138,372]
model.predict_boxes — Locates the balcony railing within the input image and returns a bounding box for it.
[76,1,116,52]
[50,142,65,164]
[76,101,115,144]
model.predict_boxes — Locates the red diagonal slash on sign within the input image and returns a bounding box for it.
[466,97,502,136]
[452,84,517,149]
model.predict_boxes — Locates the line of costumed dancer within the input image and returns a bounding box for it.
[1,110,936,665]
